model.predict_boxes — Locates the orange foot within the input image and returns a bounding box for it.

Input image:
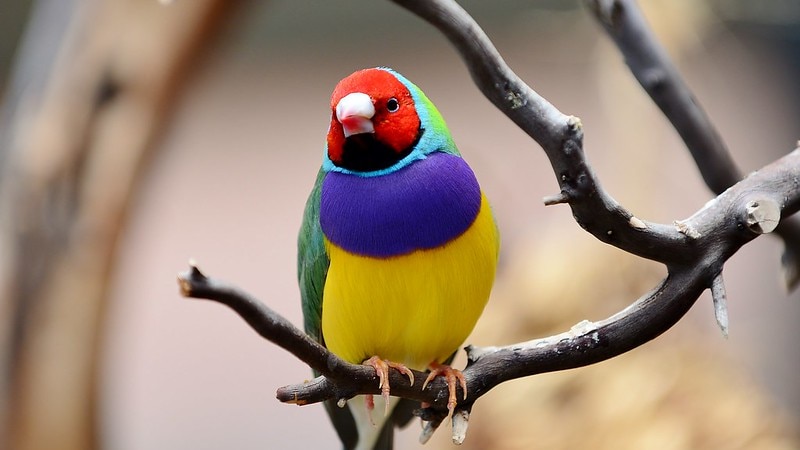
[422,361,467,420]
[362,356,415,416]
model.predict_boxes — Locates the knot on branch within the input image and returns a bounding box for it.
[744,198,780,234]
[674,220,701,240]
[563,116,585,151]
[504,89,525,110]
[641,68,667,93]
[587,0,625,29]
[628,216,648,230]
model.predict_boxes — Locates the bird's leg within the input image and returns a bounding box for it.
[362,356,415,416]
[422,361,467,421]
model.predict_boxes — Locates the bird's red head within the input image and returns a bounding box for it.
[327,68,421,172]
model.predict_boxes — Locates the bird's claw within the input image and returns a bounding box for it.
[422,361,467,421]
[363,356,414,417]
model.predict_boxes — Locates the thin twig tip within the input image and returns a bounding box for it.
[711,274,729,338]
[543,191,570,206]
[177,261,208,296]
[188,260,206,279]
[177,274,192,297]
[451,409,470,445]
[419,420,439,445]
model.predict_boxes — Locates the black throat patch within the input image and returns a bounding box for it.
[338,133,415,172]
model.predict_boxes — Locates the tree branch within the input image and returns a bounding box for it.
[389,0,698,266]
[177,144,800,430]
[583,0,800,290]
[175,0,800,444]
[585,0,740,191]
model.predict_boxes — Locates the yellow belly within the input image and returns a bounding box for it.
[321,193,499,369]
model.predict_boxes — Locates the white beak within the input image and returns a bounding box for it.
[335,92,375,137]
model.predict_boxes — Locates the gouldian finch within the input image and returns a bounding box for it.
[298,67,499,450]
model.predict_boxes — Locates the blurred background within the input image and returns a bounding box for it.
[1,0,799,449]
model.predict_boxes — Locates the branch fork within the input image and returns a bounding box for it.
[176,0,800,445]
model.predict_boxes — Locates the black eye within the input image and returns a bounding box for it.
[386,98,399,112]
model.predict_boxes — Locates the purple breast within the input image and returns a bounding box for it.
[320,152,482,258]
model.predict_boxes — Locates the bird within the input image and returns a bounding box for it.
[297,67,499,450]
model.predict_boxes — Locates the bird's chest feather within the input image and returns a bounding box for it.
[318,152,498,367]
[319,152,482,258]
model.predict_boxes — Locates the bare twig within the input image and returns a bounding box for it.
[583,0,800,290]
[584,0,740,191]
[389,0,694,266]
[178,264,434,405]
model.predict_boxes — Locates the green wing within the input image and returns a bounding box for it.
[298,167,361,448]
[297,167,329,344]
